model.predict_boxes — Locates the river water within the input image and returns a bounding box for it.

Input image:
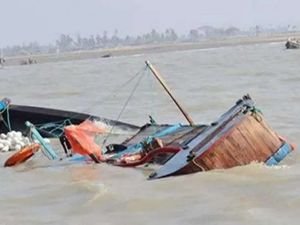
[0,42,299,225]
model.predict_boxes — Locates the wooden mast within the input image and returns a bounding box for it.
[145,60,195,126]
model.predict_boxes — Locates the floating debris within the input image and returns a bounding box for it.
[0,131,31,152]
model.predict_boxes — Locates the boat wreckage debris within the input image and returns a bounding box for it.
[0,61,296,179]
[0,131,31,152]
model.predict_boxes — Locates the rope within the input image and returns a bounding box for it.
[0,67,147,138]
[101,69,147,148]
[191,157,206,171]
[186,150,206,171]
[0,103,12,131]
[5,106,11,131]
[28,66,147,136]
[71,65,148,119]
[35,119,72,137]
[250,106,263,122]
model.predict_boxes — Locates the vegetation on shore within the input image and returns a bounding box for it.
[1,25,297,58]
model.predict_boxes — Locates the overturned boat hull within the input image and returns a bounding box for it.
[0,104,139,137]
[149,95,294,179]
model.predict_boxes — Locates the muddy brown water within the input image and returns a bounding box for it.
[0,42,299,225]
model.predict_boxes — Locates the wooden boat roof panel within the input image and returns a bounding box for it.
[122,124,207,147]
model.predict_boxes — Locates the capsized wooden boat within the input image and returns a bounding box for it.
[0,102,139,138]
[7,61,293,179]
[57,61,294,179]
[97,95,294,178]
[148,95,294,179]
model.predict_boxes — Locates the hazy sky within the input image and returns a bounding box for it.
[1,0,300,46]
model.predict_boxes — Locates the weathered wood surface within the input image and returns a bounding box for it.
[177,114,282,174]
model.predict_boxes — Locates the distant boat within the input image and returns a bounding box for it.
[285,38,300,49]
[20,58,37,65]
[101,53,112,58]
[0,57,5,68]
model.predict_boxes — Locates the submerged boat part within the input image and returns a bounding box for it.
[4,143,41,167]
[265,140,295,166]
[0,102,139,138]
[25,121,58,160]
[149,95,294,179]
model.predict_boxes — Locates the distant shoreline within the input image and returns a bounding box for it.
[3,32,300,66]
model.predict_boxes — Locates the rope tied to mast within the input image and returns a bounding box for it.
[101,66,148,148]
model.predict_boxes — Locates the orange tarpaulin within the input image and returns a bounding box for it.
[64,120,107,161]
